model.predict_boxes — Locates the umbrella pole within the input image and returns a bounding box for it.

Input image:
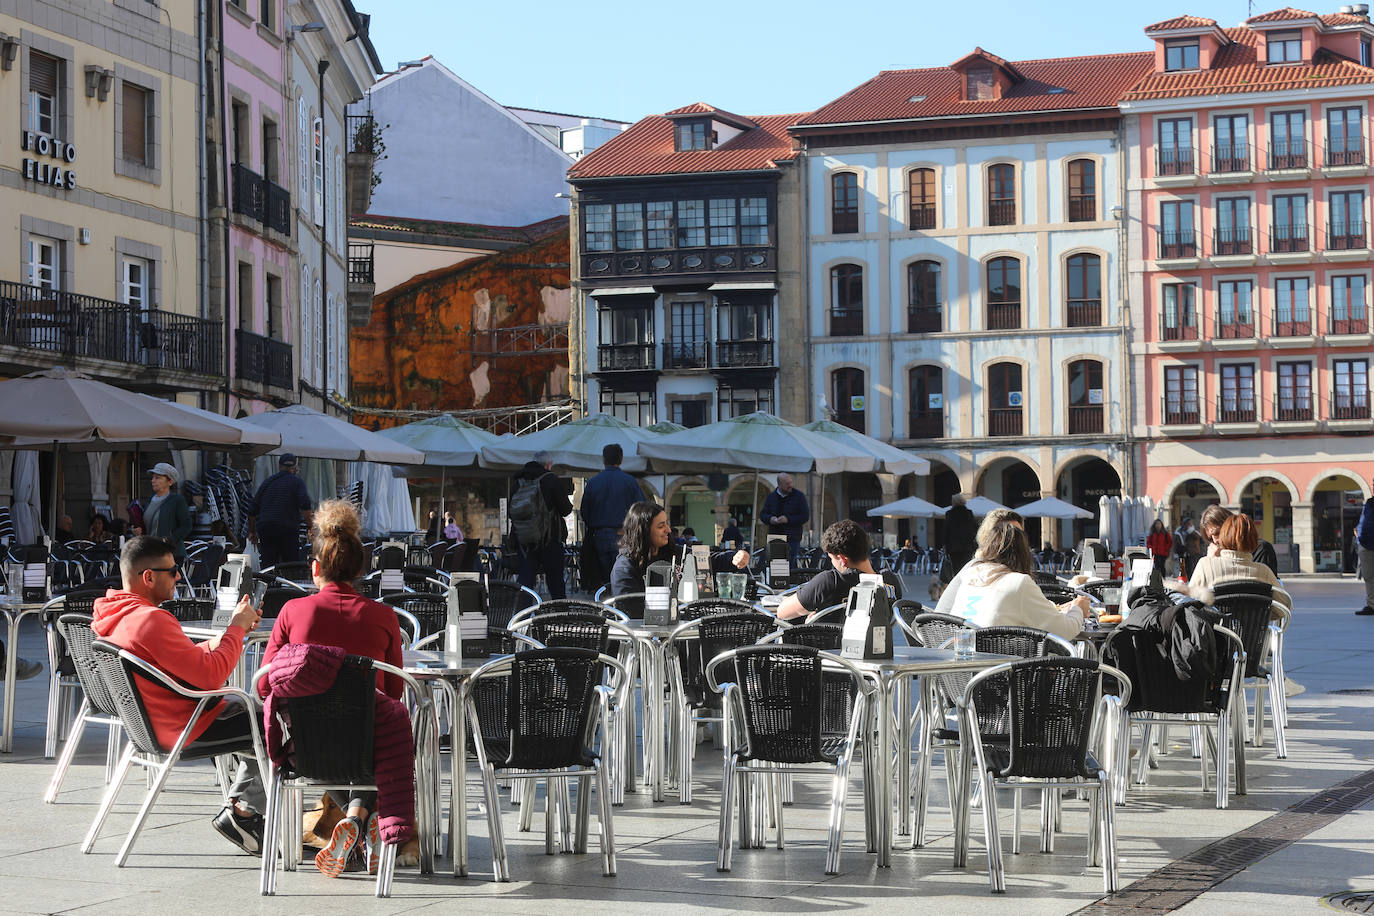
[750,468,760,551]
[439,466,446,517]
[818,474,827,538]
[49,441,58,538]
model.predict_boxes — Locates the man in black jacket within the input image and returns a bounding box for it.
[942,493,977,582]
[512,450,572,599]
[760,473,809,567]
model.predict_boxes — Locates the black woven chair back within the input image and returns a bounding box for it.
[1079,579,1124,603]
[1039,583,1080,604]
[260,586,300,618]
[679,612,778,709]
[90,640,170,754]
[58,614,122,719]
[781,623,844,650]
[604,592,645,621]
[525,612,610,654]
[280,654,376,782]
[893,599,926,626]
[485,581,538,630]
[427,543,449,569]
[160,598,216,623]
[1211,580,1274,600]
[376,545,406,570]
[384,593,447,641]
[679,598,756,621]
[1103,624,1226,714]
[1212,594,1272,679]
[401,566,444,594]
[940,625,1071,737]
[529,599,617,619]
[999,657,1101,779]
[266,561,314,586]
[500,648,603,770]
[183,543,225,587]
[911,612,966,650]
[732,645,833,764]
[1031,570,1061,585]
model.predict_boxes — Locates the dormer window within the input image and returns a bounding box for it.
[674,120,714,151]
[1267,30,1302,64]
[966,66,995,100]
[1165,39,1199,71]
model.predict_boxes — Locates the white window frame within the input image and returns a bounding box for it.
[27,236,60,290]
[121,256,150,310]
[313,117,324,227]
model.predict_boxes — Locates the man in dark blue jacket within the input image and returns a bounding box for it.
[580,443,643,589]
[761,473,809,567]
[1357,485,1374,616]
[247,454,313,568]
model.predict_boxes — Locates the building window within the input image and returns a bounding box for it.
[1333,359,1370,419]
[1157,118,1194,175]
[1327,107,1364,165]
[28,51,62,137]
[832,368,866,433]
[1159,199,1196,258]
[26,236,60,290]
[1219,364,1256,422]
[965,66,995,100]
[231,99,249,165]
[740,197,768,245]
[829,264,864,336]
[1164,365,1199,423]
[987,163,1015,225]
[312,116,324,227]
[1270,111,1306,168]
[266,273,282,338]
[121,83,151,165]
[237,262,254,330]
[1161,282,1198,340]
[1215,197,1252,254]
[1213,114,1249,172]
[831,172,858,234]
[666,301,708,369]
[261,116,279,183]
[1329,190,1366,250]
[987,362,1023,436]
[1272,194,1308,252]
[717,383,773,420]
[908,366,944,438]
[641,201,671,249]
[597,304,654,371]
[1332,275,1368,334]
[584,204,613,252]
[986,256,1021,330]
[907,261,942,332]
[674,120,711,152]
[614,202,643,250]
[1276,362,1313,420]
[1363,38,1372,66]
[1274,277,1311,336]
[122,256,151,310]
[1217,280,1254,338]
[1067,359,1104,434]
[709,198,737,246]
[600,388,655,425]
[1067,159,1095,221]
[671,398,710,428]
[1266,30,1302,64]
[1165,39,1199,71]
[908,168,936,229]
[1066,253,1101,327]
[715,295,771,367]
[259,0,275,30]
[677,199,705,247]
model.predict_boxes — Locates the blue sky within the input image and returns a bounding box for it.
[364,1,1264,123]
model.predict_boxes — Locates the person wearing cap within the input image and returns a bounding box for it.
[247,454,314,568]
[145,462,192,564]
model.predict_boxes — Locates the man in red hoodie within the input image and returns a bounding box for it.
[92,536,265,854]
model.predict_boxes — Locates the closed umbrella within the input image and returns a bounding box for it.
[867,496,945,518]
[10,452,42,544]
[1014,496,1095,519]
[240,404,424,464]
[481,413,658,473]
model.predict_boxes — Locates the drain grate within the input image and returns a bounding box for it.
[1324,891,1374,913]
[1329,689,1374,695]
[1074,767,1374,913]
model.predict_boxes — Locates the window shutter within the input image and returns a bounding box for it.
[298,96,309,216]
[122,84,147,162]
[30,52,58,96]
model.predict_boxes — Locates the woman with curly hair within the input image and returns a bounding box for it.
[609,501,674,596]
[260,500,409,877]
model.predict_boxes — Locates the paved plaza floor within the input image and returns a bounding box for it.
[1,577,1372,913]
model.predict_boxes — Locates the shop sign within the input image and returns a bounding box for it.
[20,130,76,190]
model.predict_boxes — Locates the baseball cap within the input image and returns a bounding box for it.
[278,453,299,468]
[148,462,179,483]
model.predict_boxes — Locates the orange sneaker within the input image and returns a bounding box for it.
[314,816,360,878]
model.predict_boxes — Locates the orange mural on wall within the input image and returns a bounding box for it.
[349,219,571,430]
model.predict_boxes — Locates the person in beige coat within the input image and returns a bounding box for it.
[1189,514,1292,615]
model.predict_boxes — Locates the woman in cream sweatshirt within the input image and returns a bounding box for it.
[1190,513,1292,613]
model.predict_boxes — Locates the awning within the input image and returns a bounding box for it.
[708,281,776,291]
[588,287,656,297]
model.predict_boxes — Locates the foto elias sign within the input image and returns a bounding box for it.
[20,130,76,190]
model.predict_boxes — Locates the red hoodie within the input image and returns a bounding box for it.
[91,589,246,750]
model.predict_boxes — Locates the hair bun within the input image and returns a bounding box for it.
[313,499,360,540]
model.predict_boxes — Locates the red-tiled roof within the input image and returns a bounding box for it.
[1321,11,1374,25]
[662,102,757,128]
[950,46,1022,78]
[1145,15,1220,32]
[1246,6,1319,22]
[1121,26,1374,100]
[567,112,802,180]
[795,52,1154,127]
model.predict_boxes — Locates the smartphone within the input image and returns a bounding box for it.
[250,579,268,610]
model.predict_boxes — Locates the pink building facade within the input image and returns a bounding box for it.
[1124,9,1374,573]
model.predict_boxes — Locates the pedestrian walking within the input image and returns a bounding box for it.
[247,454,314,568]
[580,443,643,591]
[510,449,572,599]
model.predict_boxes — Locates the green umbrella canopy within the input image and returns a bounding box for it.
[375,413,503,467]
[801,419,931,477]
[636,411,873,475]
[480,413,662,473]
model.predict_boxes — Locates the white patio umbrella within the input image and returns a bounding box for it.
[375,414,504,514]
[240,404,424,464]
[955,495,1009,517]
[480,413,658,473]
[1014,496,1095,520]
[867,496,946,518]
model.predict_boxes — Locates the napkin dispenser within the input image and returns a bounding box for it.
[678,551,699,605]
[644,560,675,626]
[446,573,486,655]
[766,535,790,589]
[841,573,894,660]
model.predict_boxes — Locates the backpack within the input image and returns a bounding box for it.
[509,474,552,548]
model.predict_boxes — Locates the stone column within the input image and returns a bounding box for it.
[1291,501,1315,573]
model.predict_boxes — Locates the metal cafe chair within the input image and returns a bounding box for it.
[41,590,102,760]
[43,613,123,802]
[952,656,1131,894]
[707,644,874,875]
[1211,584,1291,758]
